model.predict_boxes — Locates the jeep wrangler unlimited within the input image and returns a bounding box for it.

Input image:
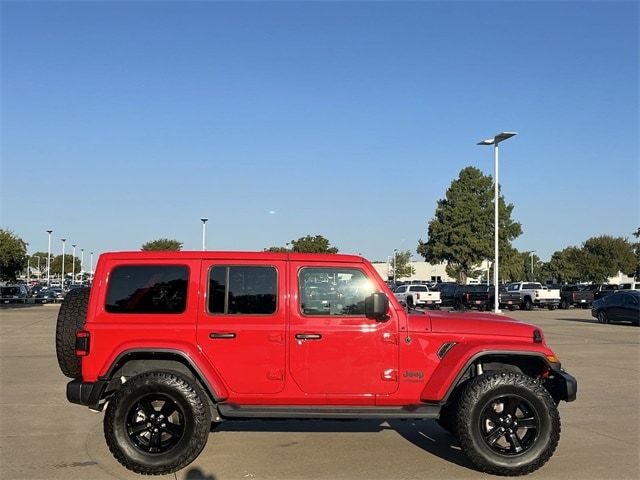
[56,251,576,476]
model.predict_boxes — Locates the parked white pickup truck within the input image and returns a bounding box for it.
[506,282,561,310]
[393,284,441,309]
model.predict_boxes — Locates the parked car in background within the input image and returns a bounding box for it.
[34,288,64,303]
[618,282,639,291]
[558,285,594,309]
[505,282,561,310]
[465,285,505,311]
[434,283,467,310]
[393,284,441,309]
[592,291,639,326]
[0,285,29,304]
[583,284,619,300]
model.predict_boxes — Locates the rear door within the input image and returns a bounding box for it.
[196,260,286,394]
[289,261,399,395]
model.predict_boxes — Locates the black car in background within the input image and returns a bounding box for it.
[591,291,639,325]
[34,288,64,304]
[1,285,29,304]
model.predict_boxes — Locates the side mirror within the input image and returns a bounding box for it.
[365,292,389,321]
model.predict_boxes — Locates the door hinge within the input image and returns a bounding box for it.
[382,332,398,344]
[381,369,398,381]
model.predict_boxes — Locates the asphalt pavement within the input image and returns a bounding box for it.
[1,304,638,480]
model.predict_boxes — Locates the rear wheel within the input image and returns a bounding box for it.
[406,296,414,308]
[104,371,211,475]
[560,299,569,310]
[523,298,533,311]
[547,305,556,311]
[455,371,560,475]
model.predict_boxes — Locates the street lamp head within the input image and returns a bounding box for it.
[72,244,76,248]
[201,218,208,223]
[46,230,53,234]
[61,238,67,242]
[477,132,518,146]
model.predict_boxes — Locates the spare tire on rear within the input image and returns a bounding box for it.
[56,288,90,378]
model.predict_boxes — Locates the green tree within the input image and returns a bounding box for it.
[290,235,338,254]
[546,246,587,283]
[49,255,82,276]
[632,227,640,279]
[263,246,291,253]
[417,167,522,284]
[141,238,183,251]
[392,250,416,280]
[0,229,27,281]
[581,235,635,282]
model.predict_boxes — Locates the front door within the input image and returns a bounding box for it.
[288,261,399,395]
[197,260,286,394]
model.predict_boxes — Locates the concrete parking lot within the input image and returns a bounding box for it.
[1,305,638,480]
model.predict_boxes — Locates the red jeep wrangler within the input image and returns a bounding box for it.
[56,251,576,476]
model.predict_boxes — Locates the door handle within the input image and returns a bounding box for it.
[295,333,322,340]
[209,332,236,339]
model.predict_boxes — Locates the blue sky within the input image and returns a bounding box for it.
[2,1,638,262]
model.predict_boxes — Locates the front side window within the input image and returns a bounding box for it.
[106,265,188,314]
[299,267,374,316]
[209,266,277,314]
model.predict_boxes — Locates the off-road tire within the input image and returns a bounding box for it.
[455,371,560,476]
[55,287,90,378]
[104,371,211,475]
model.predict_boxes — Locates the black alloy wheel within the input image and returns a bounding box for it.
[104,371,211,475]
[478,394,539,456]
[126,394,185,454]
[598,311,609,324]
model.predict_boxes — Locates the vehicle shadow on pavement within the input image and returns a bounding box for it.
[388,420,476,471]
[185,467,218,479]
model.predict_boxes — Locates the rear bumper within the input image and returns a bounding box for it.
[66,379,108,408]
[533,299,560,306]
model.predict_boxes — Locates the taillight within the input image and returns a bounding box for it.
[75,330,90,356]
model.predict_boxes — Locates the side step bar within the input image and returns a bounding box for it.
[218,403,440,420]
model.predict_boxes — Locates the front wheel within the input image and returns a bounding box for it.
[455,371,560,476]
[598,311,609,324]
[104,371,211,475]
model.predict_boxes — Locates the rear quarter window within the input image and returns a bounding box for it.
[105,265,188,314]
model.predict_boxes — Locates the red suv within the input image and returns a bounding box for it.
[56,251,576,476]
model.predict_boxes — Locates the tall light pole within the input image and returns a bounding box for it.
[530,251,536,280]
[478,132,518,313]
[46,230,53,287]
[80,249,84,283]
[200,218,208,251]
[61,239,67,288]
[72,244,76,285]
[393,248,398,283]
[90,252,94,282]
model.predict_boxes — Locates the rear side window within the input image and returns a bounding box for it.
[106,265,188,314]
[209,266,277,315]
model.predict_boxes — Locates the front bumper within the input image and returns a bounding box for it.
[67,379,108,409]
[550,369,578,402]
